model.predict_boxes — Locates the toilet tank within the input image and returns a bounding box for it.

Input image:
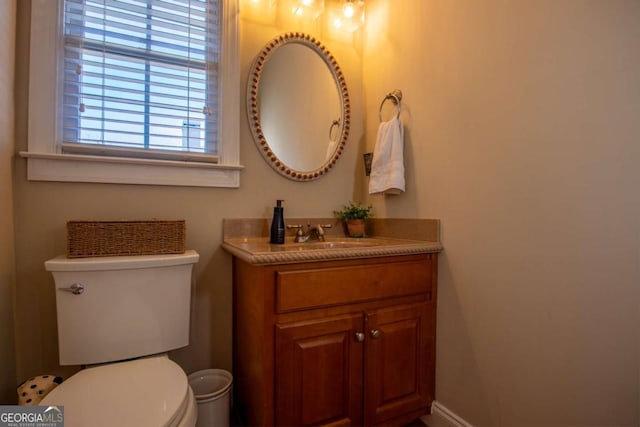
[45,250,199,365]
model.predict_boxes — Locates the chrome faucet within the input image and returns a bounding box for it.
[287,223,333,243]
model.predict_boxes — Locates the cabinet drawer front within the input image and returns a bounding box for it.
[276,259,432,312]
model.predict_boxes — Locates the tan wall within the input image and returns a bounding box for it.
[362,1,640,425]
[9,0,640,423]
[0,0,17,404]
[12,2,364,382]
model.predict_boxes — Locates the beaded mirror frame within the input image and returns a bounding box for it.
[246,32,351,181]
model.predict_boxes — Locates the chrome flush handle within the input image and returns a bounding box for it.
[58,283,85,295]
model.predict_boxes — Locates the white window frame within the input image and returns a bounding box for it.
[21,0,242,188]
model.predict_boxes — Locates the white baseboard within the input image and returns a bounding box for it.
[431,400,474,427]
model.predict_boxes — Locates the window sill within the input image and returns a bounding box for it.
[19,152,243,188]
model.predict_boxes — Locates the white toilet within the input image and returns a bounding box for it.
[42,250,200,427]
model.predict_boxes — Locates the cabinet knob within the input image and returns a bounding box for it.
[369,329,381,339]
[354,332,365,342]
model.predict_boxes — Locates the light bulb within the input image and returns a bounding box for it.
[343,1,355,18]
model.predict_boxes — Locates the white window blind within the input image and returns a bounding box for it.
[62,0,220,163]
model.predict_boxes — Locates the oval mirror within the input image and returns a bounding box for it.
[247,33,350,181]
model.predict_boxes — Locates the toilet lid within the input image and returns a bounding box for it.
[41,355,189,427]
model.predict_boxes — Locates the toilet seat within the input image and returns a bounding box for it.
[41,355,196,427]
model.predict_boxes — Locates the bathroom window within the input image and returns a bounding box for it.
[22,0,241,187]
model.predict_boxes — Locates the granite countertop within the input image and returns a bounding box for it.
[222,218,443,265]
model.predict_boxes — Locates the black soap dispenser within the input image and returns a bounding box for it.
[270,200,285,244]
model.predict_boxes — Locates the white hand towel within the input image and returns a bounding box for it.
[368,116,405,195]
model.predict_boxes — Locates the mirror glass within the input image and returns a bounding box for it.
[247,33,350,181]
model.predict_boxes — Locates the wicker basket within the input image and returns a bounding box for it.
[67,220,186,258]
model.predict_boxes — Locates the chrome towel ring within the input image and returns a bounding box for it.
[378,89,403,122]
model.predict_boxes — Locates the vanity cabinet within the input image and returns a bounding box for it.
[232,253,437,427]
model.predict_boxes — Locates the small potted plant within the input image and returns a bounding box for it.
[334,201,373,237]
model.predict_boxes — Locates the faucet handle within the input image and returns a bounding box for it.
[287,224,306,242]
[287,224,305,240]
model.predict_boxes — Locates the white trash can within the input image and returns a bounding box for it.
[188,369,233,427]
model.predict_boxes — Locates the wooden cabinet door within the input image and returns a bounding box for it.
[363,302,433,426]
[275,313,365,426]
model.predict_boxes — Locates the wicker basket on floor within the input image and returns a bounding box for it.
[66,220,186,258]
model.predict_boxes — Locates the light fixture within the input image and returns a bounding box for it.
[343,0,356,18]
[240,0,277,24]
[289,0,324,19]
[329,0,364,32]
